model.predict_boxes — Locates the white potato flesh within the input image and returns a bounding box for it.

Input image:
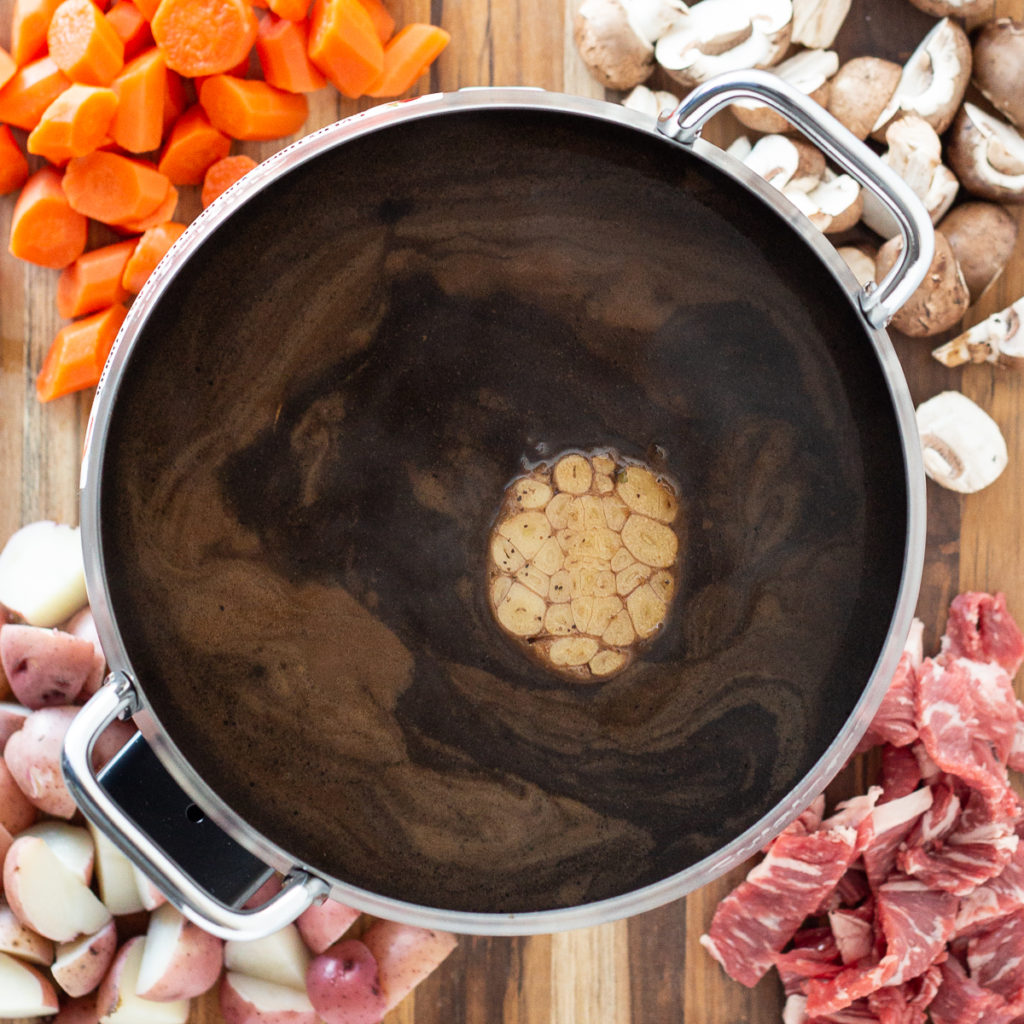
[133,865,167,911]
[225,925,310,991]
[52,919,118,998]
[361,919,458,1012]
[87,822,146,916]
[2,835,112,942]
[97,938,190,1024]
[221,972,318,1024]
[137,903,224,1001]
[0,948,60,1017]
[0,522,88,628]
[20,821,95,884]
[0,897,55,965]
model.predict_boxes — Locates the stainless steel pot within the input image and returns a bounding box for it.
[65,73,930,940]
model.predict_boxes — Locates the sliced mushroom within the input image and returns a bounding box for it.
[933,298,1024,369]
[574,0,657,90]
[904,0,996,18]
[621,83,682,118]
[972,19,1024,130]
[826,56,901,141]
[938,202,1019,303]
[655,0,793,89]
[836,245,877,287]
[871,18,972,139]
[739,134,825,193]
[946,103,1024,204]
[784,170,861,234]
[875,230,969,337]
[861,116,959,234]
[915,391,1008,494]
[732,48,839,134]
[790,0,851,48]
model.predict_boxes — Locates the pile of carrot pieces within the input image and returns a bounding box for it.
[0,0,450,402]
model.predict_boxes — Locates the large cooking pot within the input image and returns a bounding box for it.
[64,74,931,940]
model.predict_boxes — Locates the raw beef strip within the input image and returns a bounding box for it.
[833,868,871,911]
[700,826,859,987]
[954,657,1019,763]
[930,956,1020,1024]
[1008,700,1024,773]
[857,650,919,752]
[955,840,1024,938]
[805,877,957,1016]
[879,745,923,802]
[866,962,943,1024]
[861,787,933,890]
[941,591,1024,677]
[914,658,1019,819]
[904,780,960,848]
[830,904,876,965]
[966,909,1024,997]
[774,927,843,996]
[772,794,827,846]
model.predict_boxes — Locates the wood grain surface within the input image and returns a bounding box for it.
[2,1,1024,1022]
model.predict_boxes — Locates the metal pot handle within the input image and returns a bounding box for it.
[63,674,329,940]
[658,69,935,330]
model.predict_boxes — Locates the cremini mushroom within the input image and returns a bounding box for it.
[790,0,850,48]
[731,48,839,134]
[933,297,1024,369]
[946,104,1024,204]
[836,245,877,287]
[621,83,682,119]
[915,391,1008,494]
[734,133,826,193]
[904,0,998,19]
[574,0,689,90]
[784,170,862,235]
[938,202,1019,302]
[875,230,969,337]
[861,116,959,235]
[972,19,1024,130]
[826,56,901,141]
[871,17,972,139]
[655,0,793,89]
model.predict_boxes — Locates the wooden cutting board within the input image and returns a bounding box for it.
[1,1,1023,1022]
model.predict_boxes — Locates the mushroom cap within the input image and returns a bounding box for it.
[904,0,991,16]
[574,0,656,91]
[946,103,1024,204]
[938,201,1019,302]
[875,230,969,338]
[972,19,1024,130]
[731,48,838,134]
[826,56,901,141]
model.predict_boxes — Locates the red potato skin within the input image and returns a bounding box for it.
[219,973,319,1024]
[62,608,106,700]
[305,939,386,1024]
[0,754,37,834]
[361,920,458,1012]
[0,705,30,748]
[56,994,100,1024]
[296,898,360,954]
[52,918,118,997]
[94,936,140,1020]
[0,897,56,964]
[0,822,13,880]
[0,624,99,708]
[137,913,223,1000]
[3,706,78,818]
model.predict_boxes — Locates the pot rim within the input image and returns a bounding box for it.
[78,86,927,936]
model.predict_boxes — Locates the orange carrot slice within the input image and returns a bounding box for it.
[201,152,256,207]
[56,239,135,318]
[255,14,325,93]
[110,46,167,153]
[26,83,118,163]
[0,125,30,195]
[357,0,393,43]
[47,0,126,86]
[157,104,230,184]
[121,220,186,292]
[111,182,178,232]
[267,0,308,21]
[9,166,88,268]
[62,150,172,224]
[366,23,449,98]
[198,74,307,140]
[307,0,382,99]
[0,57,71,130]
[162,68,186,132]
[150,0,259,77]
[0,47,16,91]
[10,0,64,67]
[131,0,160,21]
[36,303,128,402]
[105,1,154,60]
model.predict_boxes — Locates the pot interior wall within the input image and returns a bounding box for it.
[98,107,908,914]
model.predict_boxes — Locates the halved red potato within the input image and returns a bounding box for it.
[19,822,94,884]
[305,939,386,1024]
[0,755,36,835]
[52,919,118,998]
[0,624,100,709]
[0,897,54,965]
[220,972,318,1024]
[134,865,168,912]
[361,919,458,1012]
[136,903,224,1001]
[0,703,29,748]
[224,924,310,991]
[96,937,190,1024]
[296,899,360,955]
[62,608,107,700]
[0,948,60,1017]
[4,707,79,818]
[86,823,146,916]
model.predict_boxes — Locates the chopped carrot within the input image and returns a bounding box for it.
[121,220,185,292]
[26,82,119,163]
[357,0,394,43]
[201,152,255,207]
[9,166,88,268]
[47,0,125,86]
[162,68,186,132]
[56,239,135,318]
[36,303,128,402]
[307,0,382,98]
[366,23,449,98]
[131,0,160,21]
[158,104,230,184]
[255,14,325,93]
[105,1,154,60]
[267,0,308,22]
[0,57,71,130]
[150,0,259,77]
[9,0,63,67]
[0,125,30,194]
[0,48,16,91]
[198,74,307,140]
[62,150,172,225]
[111,181,178,231]
[110,47,166,152]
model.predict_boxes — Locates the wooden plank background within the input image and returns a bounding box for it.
[1,1,1023,1022]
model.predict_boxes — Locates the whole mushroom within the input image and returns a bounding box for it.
[574,0,679,90]
[915,391,1008,494]
[937,202,1019,302]
[827,57,901,141]
[947,104,1024,204]
[972,19,1024,130]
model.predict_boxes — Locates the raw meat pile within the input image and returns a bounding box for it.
[701,592,1024,1024]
